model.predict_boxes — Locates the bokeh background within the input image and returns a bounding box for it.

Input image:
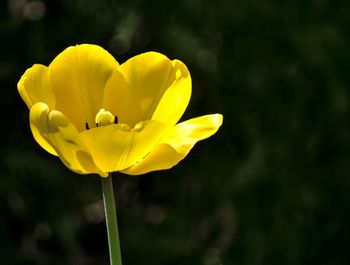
[1,0,350,264]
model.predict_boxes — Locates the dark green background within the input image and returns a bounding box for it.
[1,0,349,264]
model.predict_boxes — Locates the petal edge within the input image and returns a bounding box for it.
[18,64,55,109]
[122,114,223,175]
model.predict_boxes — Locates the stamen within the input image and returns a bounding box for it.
[85,122,90,130]
[114,115,118,124]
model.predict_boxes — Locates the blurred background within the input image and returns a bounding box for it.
[1,0,350,264]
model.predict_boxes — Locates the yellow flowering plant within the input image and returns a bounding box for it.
[18,44,223,265]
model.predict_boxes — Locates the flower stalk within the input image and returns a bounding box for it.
[101,174,122,265]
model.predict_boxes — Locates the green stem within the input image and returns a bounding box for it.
[101,174,122,265]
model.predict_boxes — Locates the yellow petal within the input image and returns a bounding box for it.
[151,59,191,126]
[49,44,119,131]
[80,121,167,173]
[17,64,55,109]
[103,70,132,124]
[30,102,106,176]
[121,114,223,175]
[104,52,191,127]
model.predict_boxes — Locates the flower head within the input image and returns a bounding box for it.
[18,44,223,177]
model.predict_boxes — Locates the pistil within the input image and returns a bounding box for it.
[95,108,117,127]
[85,109,119,130]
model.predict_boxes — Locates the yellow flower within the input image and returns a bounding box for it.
[18,44,223,177]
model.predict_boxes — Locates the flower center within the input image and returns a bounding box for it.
[85,108,118,130]
[95,108,115,126]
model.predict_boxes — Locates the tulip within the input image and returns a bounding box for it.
[18,44,223,265]
[18,44,222,177]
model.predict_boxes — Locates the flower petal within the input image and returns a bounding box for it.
[151,59,191,126]
[49,44,119,131]
[30,102,106,176]
[17,64,55,109]
[80,121,167,173]
[104,52,191,127]
[103,70,132,124]
[121,114,223,175]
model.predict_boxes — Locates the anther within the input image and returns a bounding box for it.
[85,122,90,130]
[114,115,118,124]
